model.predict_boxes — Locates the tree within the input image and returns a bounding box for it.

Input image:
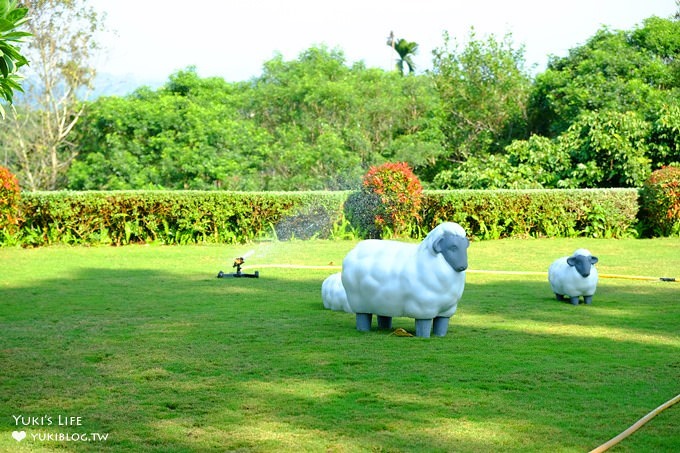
[557,110,651,187]
[649,104,680,166]
[431,135,570,190]
[0,0,30,119]
[445,16,680,190]
[245,46,438,188]
[528,17,680,137]
[429,29,532,184]
[1,0,105,190]
[68,69,269,190]
[511,16,680,189]
[387,31,418,75]
[68,48,443,191]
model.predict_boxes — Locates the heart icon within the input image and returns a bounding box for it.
[12,431,26,442]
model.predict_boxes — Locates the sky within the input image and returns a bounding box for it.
[89,0,678,94]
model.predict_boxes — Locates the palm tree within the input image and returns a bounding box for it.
[386,31,418,75]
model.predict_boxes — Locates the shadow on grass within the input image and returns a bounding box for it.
[1,268,679,452]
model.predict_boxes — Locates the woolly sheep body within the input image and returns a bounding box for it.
[548,248,599,304]
[321,272,352,313]
[341,222,468,320]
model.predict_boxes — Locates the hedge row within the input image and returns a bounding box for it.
[420,189,639,240]
[4,191,346,246]
[1,189,640,246]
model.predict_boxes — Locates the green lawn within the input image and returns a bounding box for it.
[1,238,679,452]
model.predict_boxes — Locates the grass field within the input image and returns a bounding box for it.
[1,238,679,452]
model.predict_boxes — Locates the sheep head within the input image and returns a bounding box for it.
[433,232,469,272]
[566,253,599,278]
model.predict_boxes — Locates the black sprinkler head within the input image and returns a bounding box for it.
[217,257,259,278]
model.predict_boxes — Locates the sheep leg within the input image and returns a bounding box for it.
[356,313,373,332]
[569,296,580,305]
[555,293,565,301]
[584,295,593,305]
[377,315,392,330]
[432,316,450,337]
[415,319,433,338]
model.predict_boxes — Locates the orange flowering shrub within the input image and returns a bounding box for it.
[639,166,680,237]
[346,162,423,238]
[0,165,21,235]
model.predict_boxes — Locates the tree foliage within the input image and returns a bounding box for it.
[1,0,105,190]
[68,49,443,191]
[529,17,680,138]
[430,29,532,168]
[557,110,651,187]
[3,14,680,192]
[387,32,419,75]
[447,16,680,190]
[0,0,30,118]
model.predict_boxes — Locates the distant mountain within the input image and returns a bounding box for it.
[91,72,165,98]
[10,72,165,107]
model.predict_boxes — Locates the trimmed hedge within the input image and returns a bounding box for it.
[8,191,347,246]
[421,189,639,240]
[2,188,642,247]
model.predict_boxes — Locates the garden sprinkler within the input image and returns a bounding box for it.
[217,257,259,278]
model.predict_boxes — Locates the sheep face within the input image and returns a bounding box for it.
[567,254,599,278]
[433,233,469,273]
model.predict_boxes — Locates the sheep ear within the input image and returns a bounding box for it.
[590,256,599,264]
[433,235,445,254]
[567,257,576,267]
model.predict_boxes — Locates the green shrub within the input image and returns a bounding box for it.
[421,189,639,240]
[0,166,21,241]
[639,166,680,237]
[15,191,348,246]
[346,162,423,238]
[5,188,646,247]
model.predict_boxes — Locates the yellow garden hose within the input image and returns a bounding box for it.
[254,264,678,282]
[589,393,680,452]
[467,270,678,282]
[256,264,342,270]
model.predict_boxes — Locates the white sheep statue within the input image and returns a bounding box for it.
[321,272,352,313]
[329,222,469,338]
[548,248,599,305]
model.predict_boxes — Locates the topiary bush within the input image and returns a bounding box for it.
[345,162,423,238]
[0,165,21,240]
[639,166,680,237]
